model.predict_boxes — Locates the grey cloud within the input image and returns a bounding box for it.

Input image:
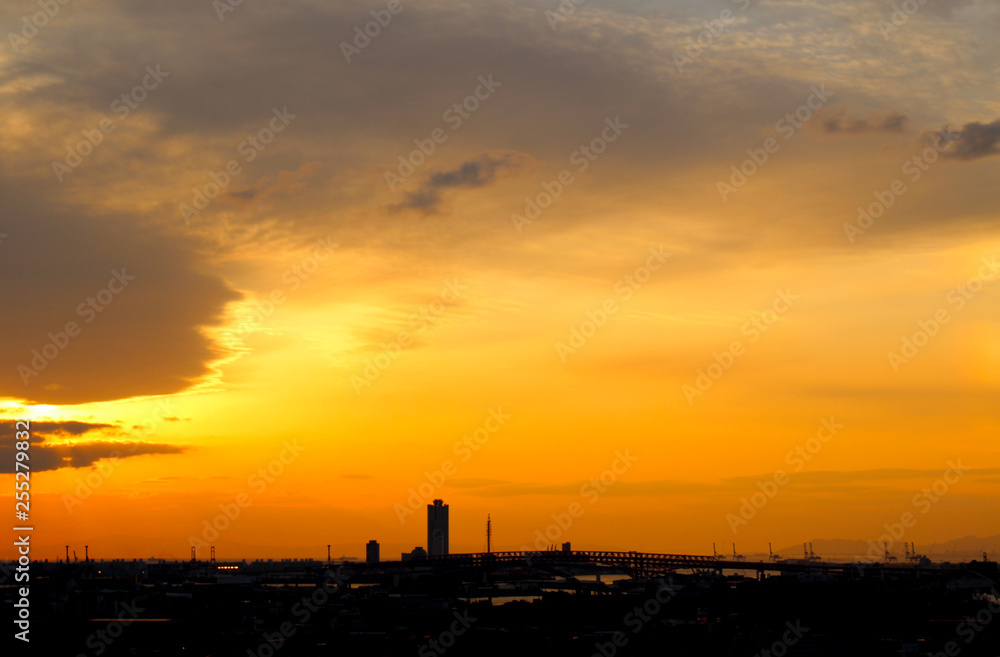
[822,108,909,134]
[941,119,1000,160]
[389,152,528,214]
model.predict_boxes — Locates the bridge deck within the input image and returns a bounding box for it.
[356,550,937,576]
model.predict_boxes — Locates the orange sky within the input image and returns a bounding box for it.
[2,0,999,561]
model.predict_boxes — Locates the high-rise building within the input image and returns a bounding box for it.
[366,540,380,564]
[427,499,449,556]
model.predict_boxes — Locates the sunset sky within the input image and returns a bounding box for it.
[2,0,999,561]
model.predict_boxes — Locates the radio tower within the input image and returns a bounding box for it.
[486,514,492,554]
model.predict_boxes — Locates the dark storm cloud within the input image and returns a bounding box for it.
[822,108,909,134]
[0,176,241,405]
[389,152,527,214]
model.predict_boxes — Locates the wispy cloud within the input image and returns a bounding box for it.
[821,108,909,134]
[389,152,528,214]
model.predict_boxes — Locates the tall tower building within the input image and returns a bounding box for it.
[366,540,380,564]
[427,499,449,556]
